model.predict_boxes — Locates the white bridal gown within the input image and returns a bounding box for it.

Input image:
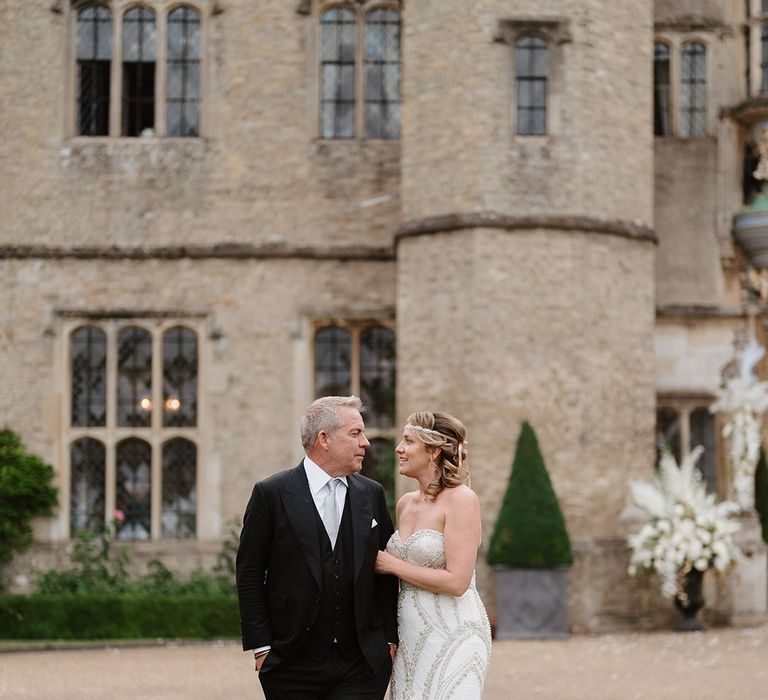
[387,529,492,700]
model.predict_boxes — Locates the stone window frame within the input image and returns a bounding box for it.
[65,0,210,139]
[56,313,207,541]
[313,0,403,141]
[653,32,713,138]
[496,18,570,139]
[656,395,724,498]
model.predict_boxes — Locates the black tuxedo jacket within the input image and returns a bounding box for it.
[236,463,399,674]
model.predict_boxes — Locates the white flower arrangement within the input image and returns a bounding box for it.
[710,338,768,510]
[627,447,741,598]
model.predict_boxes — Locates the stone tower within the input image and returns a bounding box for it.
[396,0,657,629]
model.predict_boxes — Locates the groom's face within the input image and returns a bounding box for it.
[325,407,370,476]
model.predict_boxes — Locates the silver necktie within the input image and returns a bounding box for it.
[323,478,341,548]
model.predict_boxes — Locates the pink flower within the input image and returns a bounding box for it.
[113,509,125,522]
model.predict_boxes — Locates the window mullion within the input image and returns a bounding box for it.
[151,326,163,539]
[156,8,167,136]
[110,7,123,136]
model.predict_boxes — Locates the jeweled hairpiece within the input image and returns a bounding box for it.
[404,423,445,438]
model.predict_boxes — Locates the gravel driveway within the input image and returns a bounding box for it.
[1,624,765,700]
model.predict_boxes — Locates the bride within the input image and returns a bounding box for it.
[375,411,491,699]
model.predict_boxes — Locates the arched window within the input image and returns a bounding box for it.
[70,438,106,536]
[653,42,671,136]
[116,437,152,540]
[117,326,152,427]
[365,9,401,138]
[71,325,107,427]
[680,42,706,137]
[162,438,197,538]
[515,35,548,136]
[167,6,201,137]
[163,326,198,427]
[320,8,357,138]
[76,5,112,136]
[122,7,157,136]
[314,325,352,397]
[360,326,395,428]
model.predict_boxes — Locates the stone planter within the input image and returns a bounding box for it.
[494,566,569,638]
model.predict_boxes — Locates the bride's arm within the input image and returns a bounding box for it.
[375,487,481,597]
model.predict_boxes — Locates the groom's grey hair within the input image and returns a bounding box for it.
[301,395,364,448]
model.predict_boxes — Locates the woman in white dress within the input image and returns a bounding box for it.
[375,411,491,700]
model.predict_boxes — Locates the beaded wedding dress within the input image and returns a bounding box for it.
[387,529,492,699]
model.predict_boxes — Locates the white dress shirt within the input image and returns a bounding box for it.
[303,455,348,525]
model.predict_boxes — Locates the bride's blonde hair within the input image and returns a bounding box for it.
[404,411,469,500]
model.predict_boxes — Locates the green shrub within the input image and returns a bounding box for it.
[35,523,237,597]
[0,594,239,639]
[756,446,768,544]
[487,421,573,568]
[0,430,58,565]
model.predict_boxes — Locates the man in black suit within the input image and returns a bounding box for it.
[236,395,398,699]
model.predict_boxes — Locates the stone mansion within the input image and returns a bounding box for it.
[2,0,768,631]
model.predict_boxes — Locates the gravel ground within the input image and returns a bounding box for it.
[1,625,765,700]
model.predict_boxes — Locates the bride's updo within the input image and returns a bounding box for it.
[404,411,469,500]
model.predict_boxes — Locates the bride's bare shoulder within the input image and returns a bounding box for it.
[443,484,480,508]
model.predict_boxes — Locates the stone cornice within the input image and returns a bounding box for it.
[397,212,656,243]
[0,243,395,262]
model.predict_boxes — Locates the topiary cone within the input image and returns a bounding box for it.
[487,421,573,568]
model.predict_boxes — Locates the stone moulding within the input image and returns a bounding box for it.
[397,212,657,244]
[0,243,395,262]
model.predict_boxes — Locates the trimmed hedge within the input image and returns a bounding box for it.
[487,420,573,568]
[0,595,239,640]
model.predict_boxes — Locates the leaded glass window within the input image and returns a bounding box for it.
[690,408,716,493]
[515,35,548,136]
[116,438,151,540]
[360,326,395,428]
[162,438,197,538]
[656,407,681,466]
[321,8,356,138]
[365,9,401,139]
[77,5,112,136]
[70,438,106,535]
[761,24,768,93]
[315,326,352,397]
[167,6,201,137]
[122,7,156,136]
[71,326,107,427]
[163,326,198,427]
[680,42,707,137]
[654,42,671,136]
[117,326,152,427]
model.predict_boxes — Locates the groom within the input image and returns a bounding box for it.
[236,395,398,699]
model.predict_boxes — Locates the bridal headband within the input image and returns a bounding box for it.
[404,423,468,448]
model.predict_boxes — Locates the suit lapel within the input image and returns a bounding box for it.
[347,475,373,581]
[280,464,322,589]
